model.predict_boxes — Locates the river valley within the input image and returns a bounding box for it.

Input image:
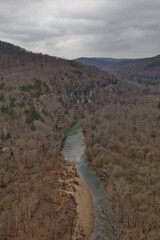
[62,123,114,240]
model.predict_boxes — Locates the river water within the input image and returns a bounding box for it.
[62,124,114,240]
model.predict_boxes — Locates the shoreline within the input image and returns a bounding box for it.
[73,171,94,240]
[62,160,94,240]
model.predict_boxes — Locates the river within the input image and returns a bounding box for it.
[62,123,114,240]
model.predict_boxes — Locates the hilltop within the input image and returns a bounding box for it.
[0,40,159,240]
[0,40,120,240]
[75,55,160,85]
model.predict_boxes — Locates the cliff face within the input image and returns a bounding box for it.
[66,82,117,105]
[1,40,157,240]
[0,40,119,240]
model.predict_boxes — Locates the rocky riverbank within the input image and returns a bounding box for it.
[60,159,94,240]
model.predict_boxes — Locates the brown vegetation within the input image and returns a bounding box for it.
[83,93,160,240]
[76,55,160,86]
[0,40,119,239]
[0,40,159,240]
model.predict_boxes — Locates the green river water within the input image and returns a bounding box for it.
[62,123,114,240]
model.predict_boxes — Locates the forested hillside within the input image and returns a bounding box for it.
[75,55,160,85]
[0,40,159,240]
[0,41,117,240]
[117,55,160,85]
[83,93,160,240]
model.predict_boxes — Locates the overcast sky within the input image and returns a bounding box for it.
[0,0,160,59]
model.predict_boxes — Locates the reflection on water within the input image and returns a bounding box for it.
[62,128,114,240]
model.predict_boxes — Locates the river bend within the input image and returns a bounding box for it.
[62,125,114,240]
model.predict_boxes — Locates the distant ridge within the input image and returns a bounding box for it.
[74,55,160,85]
[77,57,136,62]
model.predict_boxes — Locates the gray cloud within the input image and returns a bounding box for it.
[0,0,159,59]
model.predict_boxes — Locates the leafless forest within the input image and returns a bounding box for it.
[0,40,160,239]
[0,41,119,239]
[83,93,160,240]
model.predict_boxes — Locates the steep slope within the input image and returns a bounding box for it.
[0,40,119,240]
[1,40,159,240]
[74,57,143,73]
[117,55,160,85]
[0,41,120,106]
[83,93,160,240]
[75,55,160,85]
